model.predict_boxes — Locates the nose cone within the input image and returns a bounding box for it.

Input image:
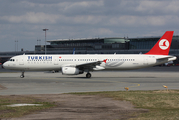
[2,62,8,69]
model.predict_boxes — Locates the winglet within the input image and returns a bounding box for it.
[145,31,174,55]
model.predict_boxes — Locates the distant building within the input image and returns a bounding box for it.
[35,35,179,55]
[1,35,179,58]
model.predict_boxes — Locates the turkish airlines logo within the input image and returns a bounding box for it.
[159,39,169,50]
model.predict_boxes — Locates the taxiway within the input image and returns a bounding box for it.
[0,66,179,95]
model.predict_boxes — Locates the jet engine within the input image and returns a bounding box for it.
[62,67,83,75]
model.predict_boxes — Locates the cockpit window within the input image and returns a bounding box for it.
[9,59,15,62]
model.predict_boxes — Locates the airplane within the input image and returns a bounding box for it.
[3,31,177,78]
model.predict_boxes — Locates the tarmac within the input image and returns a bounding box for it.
[0,66,179,95]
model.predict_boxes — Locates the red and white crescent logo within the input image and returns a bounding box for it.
[159,39,169,50]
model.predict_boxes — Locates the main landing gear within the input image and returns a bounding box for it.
[20,71,25,78]
[86,73,91,78]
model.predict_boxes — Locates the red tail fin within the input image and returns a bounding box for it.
[145,31,174,55]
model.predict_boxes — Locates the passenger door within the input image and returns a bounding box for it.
[19,56,24,65]
[143,56,148,65]
[54,56,58,65]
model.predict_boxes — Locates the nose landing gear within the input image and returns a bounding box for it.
[20,71,25,78]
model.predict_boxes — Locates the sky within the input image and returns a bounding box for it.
[0,0,179,52]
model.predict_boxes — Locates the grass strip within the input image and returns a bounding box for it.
[70,90,179,120]
[0,95,55,118]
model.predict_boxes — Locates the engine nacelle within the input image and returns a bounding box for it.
[62,67,83,75]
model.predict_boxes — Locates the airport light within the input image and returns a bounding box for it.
[15,40,16,52]
[43,29,49,54]
[15,40,18,52]
[124,87,129,91]
[37,39,41,45]
[163,85,168,91]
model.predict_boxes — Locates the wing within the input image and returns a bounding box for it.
[76,60,105,71]
[62,59,107,71]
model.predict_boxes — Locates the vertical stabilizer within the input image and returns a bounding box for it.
[145,31,174,55]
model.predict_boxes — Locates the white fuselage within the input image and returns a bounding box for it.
[3,54,176,71]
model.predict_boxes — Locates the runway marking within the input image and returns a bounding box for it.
[115,81,140,89]
[126,83,140,88]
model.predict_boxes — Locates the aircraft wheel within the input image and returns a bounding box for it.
[20,71,25,78]
[86,73,91,78]
[20,75,24,78]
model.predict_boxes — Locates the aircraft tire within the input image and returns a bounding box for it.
[20,75,24,78]
[86,73,91,78]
